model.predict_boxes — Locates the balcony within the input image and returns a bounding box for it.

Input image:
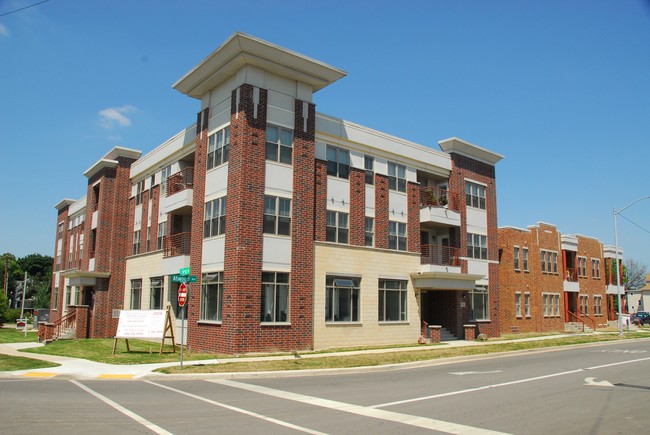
[162,167,194,215]
[421,244,460,267]
[166,167,194,196]
[164,232,191,258]
[563,267,579,293]
[419,187,461,228]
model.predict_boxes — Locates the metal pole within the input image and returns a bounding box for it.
[20,271,27,319]
[180,305,185,369]
[613,209,623,336]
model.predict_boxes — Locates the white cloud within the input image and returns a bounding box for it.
[98,105,136,129]
[0,23,9,37]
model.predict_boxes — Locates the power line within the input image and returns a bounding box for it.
[0,0,51,18]
[618,212,650,235]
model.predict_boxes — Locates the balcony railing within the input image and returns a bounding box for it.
[419,186,459,211]
[421,244,460,266]
[564,268,578,282]
[166,167,194,197]
[164,232,191,258]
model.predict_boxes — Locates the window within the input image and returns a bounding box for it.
[200,272,223,321]
[204,197,226,238]
[388,161,406,192]
[132,230,141,256]
[592,259,601,279]
[465,181,486,209]
[157,221,167,250]
[470,286,489,320]
[514,246,520,270]
[325,276,360,322]
[261,272,289,322]
[207,126,230,169]
[389,221,407,251]
[379,279,407,322]
[515,292,522,317]
[524,292,531,317]
[135,180,145,205]
[130,280,142,310]
[467,233,488,259]
[594,295,603,316]
[523,248,529,271]
[364,217,374,247]
[266,125,293,164]
[161,165,172,196]
[65,286,71,308]
[364,155,374,184]
[264,196,291,236]
[580,295,589,315]
[541,250,558,274]
[150,277,164,309]
[53,287,59,309]
[326,145,350,179]
[326,211,349,244]
[578,257,587,277]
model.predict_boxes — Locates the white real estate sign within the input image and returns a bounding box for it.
[115,310,167,339]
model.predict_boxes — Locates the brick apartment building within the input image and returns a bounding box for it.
[498,222,625,334]
[48,33,504,353]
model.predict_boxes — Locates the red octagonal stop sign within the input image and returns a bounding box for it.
[178,283,188,307]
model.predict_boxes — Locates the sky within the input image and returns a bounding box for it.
[1,0,649,267]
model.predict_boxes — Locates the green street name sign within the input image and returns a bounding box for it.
[179,267,191,276]
[172,274,198,283]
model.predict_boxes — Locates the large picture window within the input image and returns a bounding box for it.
[465,181,486,209]
[200,272,223,321]
[326,211,349,244]
[261,272,289,322]
[204,197,226,238]
[264,196,291,236]
[325,276,360,322]
[470,286,489,320]
[207,127,230,169]
[150,277,164,310]
[326,145,350,179]
[378,279,407,322]
[266,125,293,164]
[389,221,407,251]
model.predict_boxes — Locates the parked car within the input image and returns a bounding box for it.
[631,311,650,325]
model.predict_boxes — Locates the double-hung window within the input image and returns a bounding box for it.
[266,125,293,164]
[524,292,531,317]
[132,230,141,255]
[207,127,230,170]
[326,211,349,244]
[326,145,350,179]
[204,197,226,238]
[364,155,374,184]
[157,221,167,250]
[150,277,164,309]
[264,196,291,236]
[261,272,289,322]
[523,248,529,271]
[465,181,486,209]
[388,221,407,251]
[135,180,145,205]
[514,246,520,270]
[515,292,522,317]
[200,272,223,321]
[325,276,360,322]
[388,162,406,192]
[378,279,407,322]
[130,280,142,309]
[364,217,374,247]
[578,257,587,277]
[161,165,172,196]
[467,233,487,259]
[591,259,601,279]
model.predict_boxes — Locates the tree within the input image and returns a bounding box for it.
[624,258,647,291]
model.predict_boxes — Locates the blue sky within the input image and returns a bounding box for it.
[1,0,649,268]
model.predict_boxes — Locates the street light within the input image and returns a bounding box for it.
[613,196,650,335]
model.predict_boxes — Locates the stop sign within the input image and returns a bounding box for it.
[178,283,188,307]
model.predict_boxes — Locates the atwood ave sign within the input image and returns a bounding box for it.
[115,310,168,339]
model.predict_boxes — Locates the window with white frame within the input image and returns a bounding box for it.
[594,295,602,316]
[261,272,289,322]
[132,230,141,256]
[266,125,293,164]
[161,165,172,195]
[53,287,58,309]
[524,292,531,317]
[515,292,522,317]
[591,259,601,279]
[541,250,558,274]
[388,162,406,192]
[470,286,489,320]
[204,197,226,238]
[364,155,374,184]
[207,126,230,170]
[157,221,167,250]
[465,181,486,209]
[130,280,142,309]
[523,247,529,271]
[378,279,407,322]
[544,293,561,317]
[135,180,145,205]
[64,286,71,308]
[325,275,360,322]
[200,272,223,321]
[389,221,407,251]
[264,196,291,236]
[326,145,350,179]
[326,211,349,244]
[364,217,374,247]
[578,257,587,277]
[580,295,589,315]
[514,246,520,270]
[467,233,488,260]
[150,277,164,310]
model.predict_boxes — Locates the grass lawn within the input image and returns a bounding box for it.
[0,354,59,371]
[0,327,39,344]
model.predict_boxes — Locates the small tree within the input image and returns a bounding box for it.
[624,258,647,291]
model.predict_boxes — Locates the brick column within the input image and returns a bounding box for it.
[428,325,442,343]
[407,181,420,253]
[464,323,477,341]
[374,174,389,249]
[349,168,366,246]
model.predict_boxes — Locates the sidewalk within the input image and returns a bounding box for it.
[0,331,642,380]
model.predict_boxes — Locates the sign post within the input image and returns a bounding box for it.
[178,282,188,369]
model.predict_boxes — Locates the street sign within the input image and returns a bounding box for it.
[179,267,190,276]
[178,283,188,307]
[172,274,198,283]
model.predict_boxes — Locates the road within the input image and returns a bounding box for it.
[1,339,649,434]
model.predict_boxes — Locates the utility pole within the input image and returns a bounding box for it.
[20,271,27,319]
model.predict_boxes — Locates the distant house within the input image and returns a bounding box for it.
[626,273,650,313]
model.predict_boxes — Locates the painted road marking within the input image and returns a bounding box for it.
[70,380,173,435]
[21,372,58,378]
[146,381,327,435]
[584,377,614,387]
[97,374,135,379]
[209,379,508,435]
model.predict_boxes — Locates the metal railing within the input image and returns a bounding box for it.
[54,309,77,340]
[567,311,584,332]
[164,232,191,258]
[166,167,194,197]
[564,268,578,282]
[419,186,458,211]
[421,244,460,266]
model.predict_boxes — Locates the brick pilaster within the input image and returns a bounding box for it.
[374,174,389,250]
[349,168,366,246]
